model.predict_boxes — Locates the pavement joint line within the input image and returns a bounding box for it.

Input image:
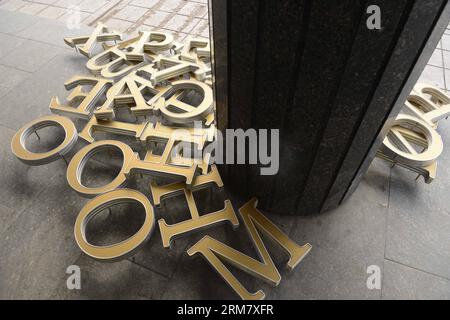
[140,0,196,35]
[98,0,144,34]
[387,163,392,210]
[174,5,201,34]
[144,0,182,34]
[0,172,67,240]
[127,258,172,279]
[168,237,194,280]
[440,48,448,91]
[380,257,386,299]
[42,6,93,15]
[189,14,205,36]
[427,61,444,68]
[111,3,210,20]
[103,15,159,32]
[0,122,16,131]
[0,80,34,115]
[30,49,87,75]
[23,2,47,16]
[380,166,392,299]
[124,3,164,34]
[84,0,124,27]
[0,1,27,11]
[10,3,93,16]
[0,29,76,49]
[384,257,450,282]
[0,62,34,73]
[287,212,300,239]
[0,8,42,33]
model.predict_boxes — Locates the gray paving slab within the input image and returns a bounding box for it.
[178,2,208,18]
[18,2,47,16]
[129,222,192,279]
[0,0,28,12]
[0,9,40,35]
[113,5,149,22]
[445,69,450,89]
[37,6,67,20]
[275,159,390,299]
[0,32,25,59]
[16,14,91,47]
[130,0,159,9]
[51,254,169,299]
[143,10,171,28]
[0,202,21,236]
[382,260,450,300]
[0,64,31,98]
[428,48,444,68]
[383,117,450,282]
[0,51,88,130]
[443,49,450,69]
[418,65,446,90]
[435,119,450,161]
[0,39,65,72]
[441,34,450,51]
[163,14,200,34]
[385,164,450,280]
[0,125,67,214]
[0,158,84,299]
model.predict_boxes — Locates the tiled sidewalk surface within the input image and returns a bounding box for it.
[0,8,450,300]
[0,0,209,42]
[420,25,450,92]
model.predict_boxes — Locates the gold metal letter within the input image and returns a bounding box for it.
[79,116,149,143]
[151,165,239,248]
[187,198,312,300]
[94,73,157,120]
[66,140,134,197]
[50,76,112,119]
[74,188,155,261]
[11,115,78,165]
[155,79,213,125]
[64,23,122,58]
[125,31,174,62]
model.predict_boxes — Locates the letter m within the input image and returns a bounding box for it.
[187,198,312,300]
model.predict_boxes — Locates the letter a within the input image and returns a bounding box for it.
[66,265,81,290]
[366,5,381,30]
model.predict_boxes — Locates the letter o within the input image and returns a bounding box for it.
[74,188,155,261]
[11,115,78,165]
[159,79,213,124]
[67,140,134,198]
[381,114,443,166]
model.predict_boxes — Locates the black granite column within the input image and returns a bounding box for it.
[209,0,449,215]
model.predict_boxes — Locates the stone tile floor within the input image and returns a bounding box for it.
[0,0,209,42]
[0,6,449,300]
[420,29,450,92]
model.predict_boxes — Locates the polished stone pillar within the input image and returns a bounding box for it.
[209,0,449,215]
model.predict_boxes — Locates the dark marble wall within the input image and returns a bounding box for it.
[210,0,449,215]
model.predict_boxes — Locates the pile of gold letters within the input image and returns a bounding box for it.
[377,83,450,183]
[10,24,311,300]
